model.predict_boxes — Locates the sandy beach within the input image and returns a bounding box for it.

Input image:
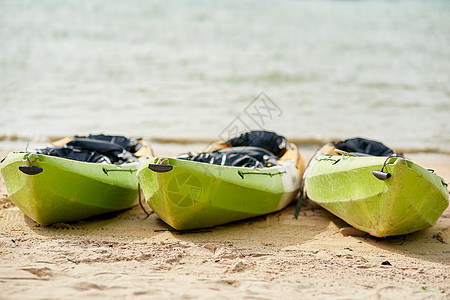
[2,0,449,298]
[0,149,449,299]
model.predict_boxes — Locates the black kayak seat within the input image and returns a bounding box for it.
[333,137,395,157]
[184,146,279,168]
[36,134,140,164]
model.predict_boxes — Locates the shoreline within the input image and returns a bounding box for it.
[2,136,450,157]
[0,149,449,299]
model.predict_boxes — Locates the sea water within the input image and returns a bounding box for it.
[1,0,449,152]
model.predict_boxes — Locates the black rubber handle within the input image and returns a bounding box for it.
[19,166,43,175]
[148,164,173,173]
[373,170,391,180]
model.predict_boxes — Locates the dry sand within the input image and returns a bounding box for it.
[0,150,449,299]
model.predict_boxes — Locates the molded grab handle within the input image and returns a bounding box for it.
[373,170,391,180]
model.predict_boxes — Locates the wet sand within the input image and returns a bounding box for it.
[0,150,449,299]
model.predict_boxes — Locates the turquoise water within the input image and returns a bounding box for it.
[1,0,449,151]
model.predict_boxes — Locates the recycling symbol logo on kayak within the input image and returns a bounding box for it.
[167,173,203,208]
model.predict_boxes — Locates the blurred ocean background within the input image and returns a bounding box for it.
[1,0,449,153]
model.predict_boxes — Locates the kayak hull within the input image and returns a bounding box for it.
[138,154,303,230]
[1,152,140,225]
[305,155,449,237]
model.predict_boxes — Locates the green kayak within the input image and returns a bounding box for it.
[0,135,152,225]
[137,131,305,230]
[303,138,449,237]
